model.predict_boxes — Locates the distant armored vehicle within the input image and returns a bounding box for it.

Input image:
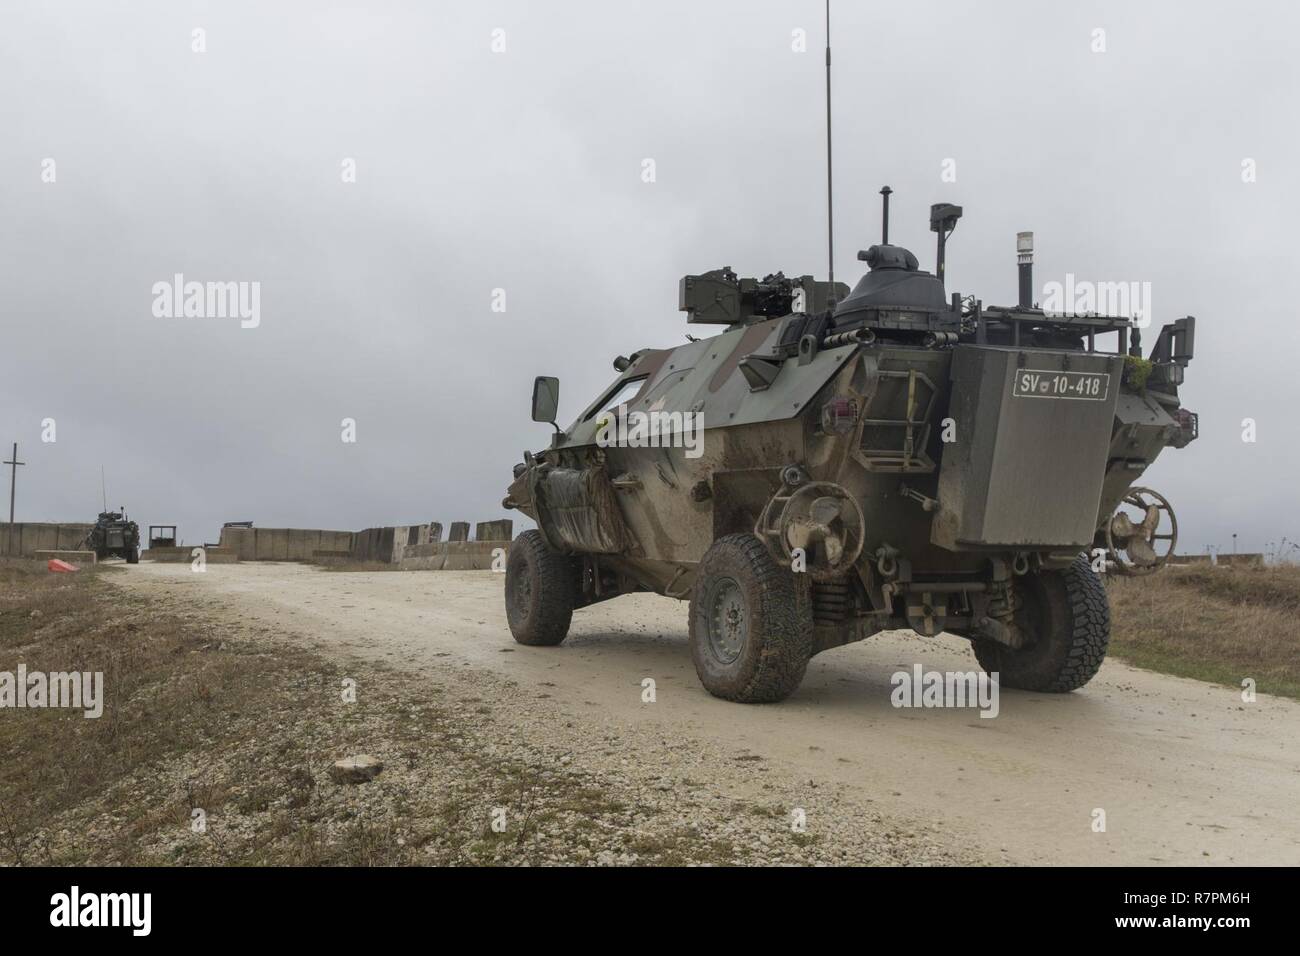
[85,510,141,564]
[503,189,1197,703]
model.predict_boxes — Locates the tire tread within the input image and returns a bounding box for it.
[505,530,577,646]
[689,534,812,703]
[973,554,1110,692]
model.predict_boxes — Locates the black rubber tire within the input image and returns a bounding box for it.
[505,530,579,647]
[689,534,813,703]
[972,553,1110,692]
[126,548,139,565]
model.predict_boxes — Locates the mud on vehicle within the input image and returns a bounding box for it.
[503,190,1197,703]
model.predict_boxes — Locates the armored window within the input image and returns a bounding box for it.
[585,376,648,420]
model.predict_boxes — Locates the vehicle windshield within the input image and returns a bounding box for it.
[587,376,646,420]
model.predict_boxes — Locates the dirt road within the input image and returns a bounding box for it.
[114,562,1300,865]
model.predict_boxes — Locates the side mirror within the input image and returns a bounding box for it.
[531,376,560,425]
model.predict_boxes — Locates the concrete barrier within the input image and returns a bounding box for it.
[0,522,94,557]
[33,549,96,565]
[350,524,438,562]
[143,546,239,564]
[218,520,512,569]
[1217,553,1265,567]
[476,519,513,541]
[351,527,395,562]
[1168,553,1265,568]
[218,526,353,561]
[399,540,508,571]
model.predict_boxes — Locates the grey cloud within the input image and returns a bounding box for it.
[1,0,1295,553]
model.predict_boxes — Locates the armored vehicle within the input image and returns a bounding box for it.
[503,189,1197,703]
[84,510,141,563]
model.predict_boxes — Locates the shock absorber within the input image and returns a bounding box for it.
[811,578,851,625]
[981,579,1026,648]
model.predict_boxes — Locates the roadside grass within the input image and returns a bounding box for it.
[0,558,106,651]
[0,558,336,863]
[1107,564,1300,700]
[0,559,758,866]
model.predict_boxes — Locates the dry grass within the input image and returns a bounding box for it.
[0,557,340,863]
[0,557,756,866]
[1107,563,1300,700]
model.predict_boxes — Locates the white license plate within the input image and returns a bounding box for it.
[1012,369,1110,401]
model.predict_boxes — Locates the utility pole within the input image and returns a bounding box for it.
[4,443,25,556]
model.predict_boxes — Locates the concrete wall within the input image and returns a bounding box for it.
[144,546,239,564]
[476,519,514,541]
[217,520,512,569]
[1216,553,1265,567]
[1164,554,1263,567]
[399,540,508,571]
[353,524,442,562]
[0,522,94,557]
[351,526,395,563]
[1169,553,1265,567]
[358,521,511,566]
[218,526,353,561]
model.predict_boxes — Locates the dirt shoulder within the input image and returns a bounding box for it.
[0,560,978,866]
[104,561,1300,866]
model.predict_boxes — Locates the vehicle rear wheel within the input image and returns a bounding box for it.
[971,553,1109,692]
[689,534,812,703]
[505,530,578,646]
[127,548,139,565]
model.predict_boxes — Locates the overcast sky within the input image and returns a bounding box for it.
[2,0,1296,555]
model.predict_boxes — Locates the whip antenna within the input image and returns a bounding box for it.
[825,0,835,300]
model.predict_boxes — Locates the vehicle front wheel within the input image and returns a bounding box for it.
[689,534,813,703]
[504,530,579,646]
[127,548,139,565]
[971,553,1110,692]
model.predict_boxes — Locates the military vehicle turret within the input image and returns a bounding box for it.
[84,509,141,564]
[503,189,1197,703]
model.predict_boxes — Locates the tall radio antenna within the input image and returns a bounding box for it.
[825,0,835,299]
[101,465,107,512]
